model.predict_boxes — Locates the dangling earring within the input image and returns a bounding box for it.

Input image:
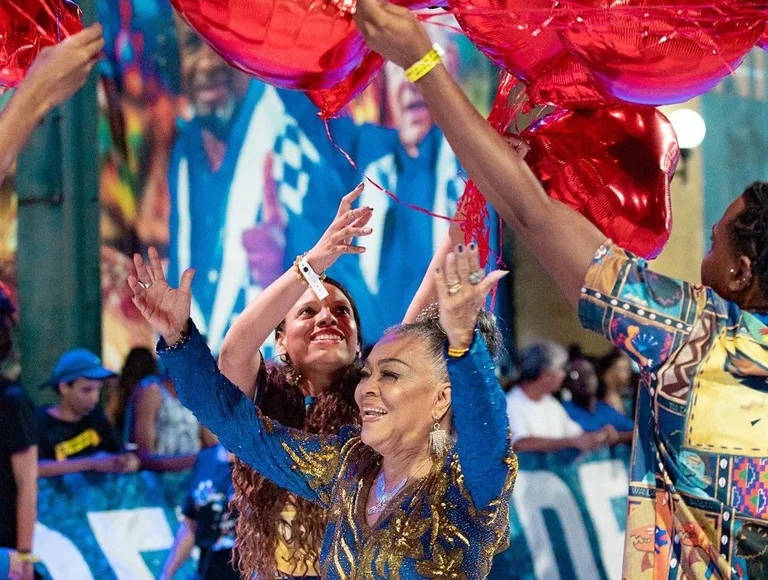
[429,420,448,456]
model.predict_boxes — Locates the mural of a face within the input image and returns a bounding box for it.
[174,17,249,135]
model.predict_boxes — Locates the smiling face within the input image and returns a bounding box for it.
[276,283,360,377]
[354,332,451,458]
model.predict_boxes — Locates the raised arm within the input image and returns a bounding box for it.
[218,184,373,397]
[0,25,104,182]
[354,2,605,307]
[129,248,351,506]
[435,244,516,508]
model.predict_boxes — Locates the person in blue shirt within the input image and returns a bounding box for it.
[159,444,238,580]
[562,358,634,444]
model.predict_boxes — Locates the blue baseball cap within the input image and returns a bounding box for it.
[43,348,116,387]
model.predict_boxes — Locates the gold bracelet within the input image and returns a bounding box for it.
[18,552,39,564]
[447,345,469,358]
[293,254,309,286]
[293,253,326,286]
[404,43,445,84]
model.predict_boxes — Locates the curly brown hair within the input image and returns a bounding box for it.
[230,278,362,579]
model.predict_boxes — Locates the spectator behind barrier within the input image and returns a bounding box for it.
[0,284,38,579]
[124,370,217,472]
[37,349,140,477]
[595,347,637,418]
[104,346,157,434]
[561,358,633,446]
[506,341,608,454]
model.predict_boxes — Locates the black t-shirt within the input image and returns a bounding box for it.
[182,445,238,580]
[36,406,120,461]
[0,381,37,548]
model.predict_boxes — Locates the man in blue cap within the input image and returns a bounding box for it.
[37,349,139,477]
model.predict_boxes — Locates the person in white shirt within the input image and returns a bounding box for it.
[506,341,614,453]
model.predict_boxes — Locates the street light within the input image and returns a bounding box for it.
[669,108,706,183]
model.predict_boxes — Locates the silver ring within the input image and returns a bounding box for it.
[447,282,462,296]
[468,270,484,286]
[138,280,153,290]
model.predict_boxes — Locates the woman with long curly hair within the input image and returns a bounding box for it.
[212,184,462,579]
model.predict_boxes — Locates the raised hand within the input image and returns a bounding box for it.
[21,24,104,114]
[127,247,194,345]
[353,0,432,70]
[434,244,508,350]
[304,183,375,273]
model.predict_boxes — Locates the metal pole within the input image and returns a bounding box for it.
[15,0,102,402]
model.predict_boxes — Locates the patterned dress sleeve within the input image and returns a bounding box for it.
[578,242,708,371]
[449,332,517,509]
[158,321,353,508]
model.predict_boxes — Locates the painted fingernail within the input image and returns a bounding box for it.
[363,228,373,234]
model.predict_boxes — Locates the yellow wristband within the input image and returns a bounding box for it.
[404,43,445,84]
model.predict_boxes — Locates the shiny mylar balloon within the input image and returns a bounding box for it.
[170,0,366,90]
[561,0,765,105]
[307,51,384,118]
[449,0,611,109]
[521,105,680,258]
[170,0,441,117]
[758,26,768,50]
[0,0,82,88]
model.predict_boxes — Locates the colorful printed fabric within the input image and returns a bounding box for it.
[160,321,517,579]
[579,242,768,580]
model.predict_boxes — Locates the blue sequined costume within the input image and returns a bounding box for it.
[159,322,517,579]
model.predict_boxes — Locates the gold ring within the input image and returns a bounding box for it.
[138,280,153,290]
[447,282,462,296]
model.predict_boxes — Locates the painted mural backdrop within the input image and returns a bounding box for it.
[96,0,499,368]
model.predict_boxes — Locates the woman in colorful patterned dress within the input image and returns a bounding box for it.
[128,239,517,578]
[352,2,768,577]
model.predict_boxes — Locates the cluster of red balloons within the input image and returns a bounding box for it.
[4,0,767,257]
[0,0,82,88]
[162,0,764,257]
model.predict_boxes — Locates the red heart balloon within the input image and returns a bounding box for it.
[169,0,365,91]
[521,105,679,259]
[449,0,611,109]
[560,0,766,105]
[170,0,441,118]
[0,0,82,88]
